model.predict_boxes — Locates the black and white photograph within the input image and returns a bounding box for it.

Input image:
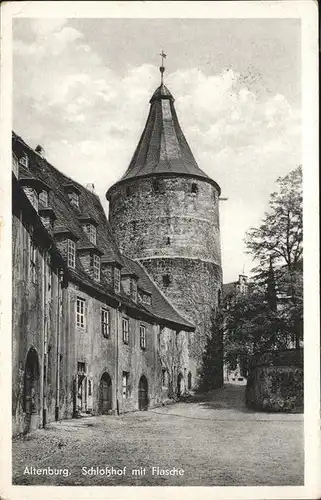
[0,1,319,499]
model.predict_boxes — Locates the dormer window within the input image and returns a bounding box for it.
[19,154,29,169]
[67,239,76,268]
[93,254,101,281]
[39,190,49,207]
[82,223,96,245]
[114,267,121,293]
[68,191,79,208]
[64,184,80,209]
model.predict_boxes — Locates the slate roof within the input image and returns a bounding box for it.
[12,132,194,331]
[122,256,194,330]
[106,83,221,196]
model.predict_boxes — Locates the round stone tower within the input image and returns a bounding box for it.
[106,77,223,388]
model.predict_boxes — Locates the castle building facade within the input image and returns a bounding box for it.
[12,76,223,436]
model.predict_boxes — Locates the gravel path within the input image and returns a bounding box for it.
[12,384,304,486]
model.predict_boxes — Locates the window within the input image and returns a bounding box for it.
[122,318,129,344]
[68,191,79,208]
[88,379,92,396]
[77,361,86,373]
[218,290,222,307]
[126,186,131,197]
[67,239,76,268]
[131,279,137,302]
[191,183,198,194]
[122,372,129,398]
[29,239,37,283]
[140,324,146,349]
[39,190,48,207]
[93,254,100,281]
[162,274,171,287]
[19,154,29,168]
[114,267,120,293]
[143,294,151,305]
[76,297,86,328]
[82,223,96,244]
[101,308,110,338]
[166,237,171,245]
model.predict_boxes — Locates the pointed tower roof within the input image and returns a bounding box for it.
[107,78,220,196]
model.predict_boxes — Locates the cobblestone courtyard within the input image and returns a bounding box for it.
[12,385,304,486]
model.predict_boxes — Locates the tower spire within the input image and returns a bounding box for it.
[159,50,167,84]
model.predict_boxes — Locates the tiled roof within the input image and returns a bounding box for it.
[13,132,123,267]
[12,131,195,331]
[106,84,221,196]
[122,255,194,330]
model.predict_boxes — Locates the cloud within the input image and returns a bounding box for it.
[13,19,301,282]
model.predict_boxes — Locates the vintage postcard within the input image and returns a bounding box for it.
[0,1,319,500]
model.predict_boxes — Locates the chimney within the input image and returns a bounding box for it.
[35,145,45,158]
[86,183,95,193]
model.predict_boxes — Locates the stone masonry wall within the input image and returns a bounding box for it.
[245,349,303,413]
[108,176,221,264]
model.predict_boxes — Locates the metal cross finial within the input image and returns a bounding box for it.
[159,50,167,84]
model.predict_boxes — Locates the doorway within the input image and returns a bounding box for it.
[23,347,40,433]
[177,372,184,398]
[99,372,112,414]
[138,375,148,410]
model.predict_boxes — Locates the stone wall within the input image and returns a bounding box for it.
[108,176,221,264]
[245,349,303,413]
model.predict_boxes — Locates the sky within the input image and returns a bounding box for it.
[13,18,301,283]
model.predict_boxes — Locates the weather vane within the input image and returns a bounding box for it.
[159,50,167,84]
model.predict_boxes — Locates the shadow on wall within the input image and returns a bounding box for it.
[196,309,224,393]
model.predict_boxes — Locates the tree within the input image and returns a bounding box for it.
[245,166,302,273]
[223,286,290,375]
[245,166,303,348]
